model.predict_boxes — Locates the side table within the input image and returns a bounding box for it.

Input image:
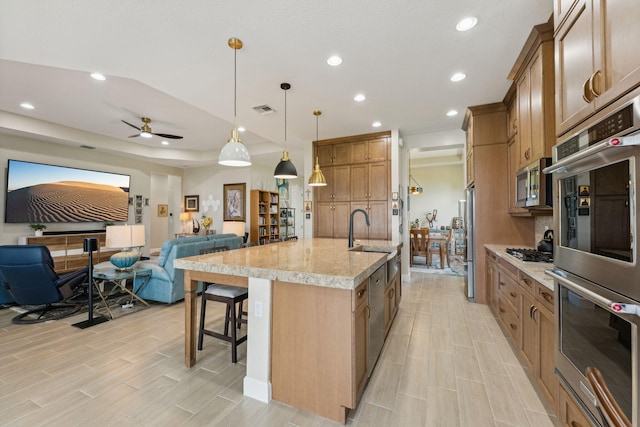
[92,267,152,319]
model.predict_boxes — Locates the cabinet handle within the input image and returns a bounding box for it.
[499,307,506,314]
[389,288,395,298]
[583,78,594,103]
[541,291,553,303]
[529,304,535,318]
[499,281,505,287]
[589,70,602,98]
[570,421,583,427]
[357,289,365,298]
[510,292,516,298]
[366,306,370,319]
[510,323,517,330]
[522,278,532,286]
[532,306,538,321]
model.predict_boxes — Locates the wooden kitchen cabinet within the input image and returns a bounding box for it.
[316,143,351,167]
[350,162,389,202]
[384,273,397,337]
[353,280,369,400]
[315,201,351,238]
[316,165,351,203]
[555,0,640,135]
[351,137,389,163]
[559,384,593,427]
[350,200,388,241]
[509,21,555,169]
[314,132,391,240]
[485,249,498,310]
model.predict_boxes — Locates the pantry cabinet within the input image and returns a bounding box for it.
[555,0,640,135]
[314,132,391,240]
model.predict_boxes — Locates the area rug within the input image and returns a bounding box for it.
[410,254,466,276]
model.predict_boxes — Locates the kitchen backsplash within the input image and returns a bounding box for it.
[534,216,553,246]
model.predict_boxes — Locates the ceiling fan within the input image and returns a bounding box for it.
[121,117,183,139]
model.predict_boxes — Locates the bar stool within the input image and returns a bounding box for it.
[197,246,248,363]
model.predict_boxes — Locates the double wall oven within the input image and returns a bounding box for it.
[545,95,640,426]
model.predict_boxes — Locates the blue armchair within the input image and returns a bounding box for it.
[0,245,87,324]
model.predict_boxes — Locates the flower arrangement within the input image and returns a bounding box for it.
[201,215,212,231]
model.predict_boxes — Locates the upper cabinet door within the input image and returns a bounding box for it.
[555,0,596,135]
[555,0,640,136]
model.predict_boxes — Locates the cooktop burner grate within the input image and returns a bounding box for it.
[505,248,553,263]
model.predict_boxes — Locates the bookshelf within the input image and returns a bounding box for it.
[250,190,280,244]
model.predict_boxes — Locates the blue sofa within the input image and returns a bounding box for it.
[99,234,243,304]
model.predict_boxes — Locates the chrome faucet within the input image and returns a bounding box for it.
[348,208,370,248]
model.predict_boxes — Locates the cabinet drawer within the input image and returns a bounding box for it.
[353,280,368,311]
[486,249,498,263]
[498,257,518,277]
[498,297,520,343]
[498,269,520,314]
[518,271,536,296]
[536,283,555,313]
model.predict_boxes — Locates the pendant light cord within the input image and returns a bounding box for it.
[284,88,287,147]
[233,45,237,127]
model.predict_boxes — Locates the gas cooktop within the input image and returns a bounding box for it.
[505,248,553,263]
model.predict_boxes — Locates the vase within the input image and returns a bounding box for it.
[34,230,43,237]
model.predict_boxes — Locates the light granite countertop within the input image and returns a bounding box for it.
[174,238,402,290]
[484,244,554,290]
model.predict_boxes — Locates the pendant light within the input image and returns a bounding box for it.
[308,110,327,186]
[219,38,251,167]
[408,154,423,195]
[273,82,298,179]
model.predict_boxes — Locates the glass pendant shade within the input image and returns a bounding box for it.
[219,37,251,167]
[274,82,297,179]
[274,150,298,179]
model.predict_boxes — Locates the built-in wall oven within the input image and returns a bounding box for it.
[544,95,640,426]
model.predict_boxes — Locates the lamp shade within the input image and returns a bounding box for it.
[274,151,298,179]
[106,225,145,270]
[179,212,191,221]
[219,137,251,167]
[222,221,245,237]
[106,225,145,248]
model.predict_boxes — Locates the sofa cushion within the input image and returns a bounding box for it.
[157,236,208,267]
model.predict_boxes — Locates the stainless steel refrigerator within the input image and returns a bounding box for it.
[464,186,475,301]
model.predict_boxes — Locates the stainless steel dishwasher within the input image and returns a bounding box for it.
[368,262,386,375]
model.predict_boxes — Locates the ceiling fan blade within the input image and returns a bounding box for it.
[153,133,183,140]
[121,120,141,131]
[128,134,140,138]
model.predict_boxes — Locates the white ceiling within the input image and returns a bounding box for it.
[0,0,553,169]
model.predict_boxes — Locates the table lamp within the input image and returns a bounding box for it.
[222,221,245,238]
[179,212,190,233]
[106,225,145,270]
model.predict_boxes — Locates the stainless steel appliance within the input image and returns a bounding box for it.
[515,157,553,209]
[464,187,475,301]
[368,262,386,375]
[544,94,640,426]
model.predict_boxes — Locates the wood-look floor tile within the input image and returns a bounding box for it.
[362,360,402,409]
[455,377,495,427]
[474,340,508,375]
[525,409,561,427]
[391,393,427,426]
[482,371,531,425]
[397,355,429,399]
[504,363,555,415]
[453,344,483,383]
[380,332,410,364]
[425,386,460,427]
[426,350,456,390]
[350,402,394,427]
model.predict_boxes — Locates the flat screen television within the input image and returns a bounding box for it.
[5,159,130,224]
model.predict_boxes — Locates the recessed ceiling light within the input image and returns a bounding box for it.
[354,94,366,102]
[327,55,343,66]
[90,72,106,81]
[447,110,459,117]
[372,121,381,128]
[456,17,478,32]
[237,126,245,132]
[161,140,169,146]
[20,102,34,110]
[450,72,466,82]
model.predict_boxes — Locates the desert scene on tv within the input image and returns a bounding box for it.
[5,160,130,223]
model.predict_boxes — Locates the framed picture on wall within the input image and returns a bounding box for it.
[157,204,168,217]
[223,183,246,221]
[185,195,199,212]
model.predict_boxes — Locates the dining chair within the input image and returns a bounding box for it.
[197,246,248,363]
[428,229,453,269]
[409,228,430,266]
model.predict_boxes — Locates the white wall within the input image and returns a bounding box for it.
[408,163,465,230]
[0,134,183,250]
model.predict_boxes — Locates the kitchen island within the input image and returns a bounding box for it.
[174,238,402,423]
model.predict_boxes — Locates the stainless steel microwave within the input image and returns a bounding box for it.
[515,157,552,208]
